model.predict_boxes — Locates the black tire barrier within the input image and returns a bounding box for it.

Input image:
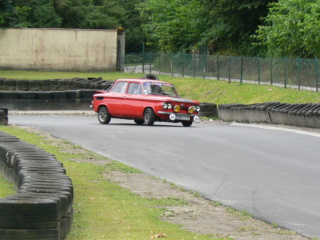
[0,78,5,90]
[0,77,114,110]
[40,80,51,91]
[50,79,59,91]
[79,89,96,99]
[0,91,19,99]
[0,78,114,91]
[18,91,36,99]
[29,81,41,91]
[0,108,8,125]
[218,102,320,128]
[15,80,29,91]
[0,131,74,240]
[3,79,16,91]
[199,103,218,118]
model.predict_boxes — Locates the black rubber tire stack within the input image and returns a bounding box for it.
[0,108,8,125]
[0,132,74,240]
[199,103,218,118]
[218,102,320,128]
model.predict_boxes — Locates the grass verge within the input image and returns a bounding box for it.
[0,125,230,240]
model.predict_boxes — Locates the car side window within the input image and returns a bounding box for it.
[128,83,142,95]
[111,82,128,93]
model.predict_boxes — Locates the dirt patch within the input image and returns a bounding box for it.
[106,171,308,240]
[10,113,312,240]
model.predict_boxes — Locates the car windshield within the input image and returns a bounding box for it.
[143,82,179,97]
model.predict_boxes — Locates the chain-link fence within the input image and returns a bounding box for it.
[125,53,319,92]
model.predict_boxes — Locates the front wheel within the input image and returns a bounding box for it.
[182,120,193,127]
[98,106,111,124]
[144,108,155,126]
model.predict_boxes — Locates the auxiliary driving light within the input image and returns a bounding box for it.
[169,114,176,121]
[193,116,201,123]
[174,105,181,112]
[188,106,196,114]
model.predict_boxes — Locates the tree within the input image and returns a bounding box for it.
[138,0,208,53]
[254,0,320,58]
[138,0,273,55]
[0,0,31,27]
[203,0,275,56]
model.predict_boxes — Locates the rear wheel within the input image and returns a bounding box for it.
[98,106,111,124]
[182,120,193,127]
[144,108,155,126]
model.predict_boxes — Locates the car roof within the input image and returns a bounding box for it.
[115,78,172,84]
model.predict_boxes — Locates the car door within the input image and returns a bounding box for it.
[107,81,128,116]
[123,82,144,117]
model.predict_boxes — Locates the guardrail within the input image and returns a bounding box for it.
[0,132,73,240]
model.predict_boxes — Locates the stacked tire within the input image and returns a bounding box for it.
[0,108,8,125]
[0,77,114,91]
[0,132,73,240]
[218,102,320,128]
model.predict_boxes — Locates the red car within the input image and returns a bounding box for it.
[91,78,200,126]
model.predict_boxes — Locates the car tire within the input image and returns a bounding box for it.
[134,119,144,125]
[98,106,111,124]
[182,120,193,127]
[144,108,155,126]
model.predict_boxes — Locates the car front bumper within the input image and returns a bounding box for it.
[157,111,200,123]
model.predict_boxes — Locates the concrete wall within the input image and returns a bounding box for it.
[0,28,122,71]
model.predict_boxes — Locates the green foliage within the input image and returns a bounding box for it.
[138,0,271,55]
[138,0,208,53]
[254,0,320,58]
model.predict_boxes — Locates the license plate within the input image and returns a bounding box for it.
[176,116,190,121]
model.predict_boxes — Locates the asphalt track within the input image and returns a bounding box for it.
[9,115,320,238]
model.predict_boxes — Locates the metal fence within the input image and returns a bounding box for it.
[125,53,319,92]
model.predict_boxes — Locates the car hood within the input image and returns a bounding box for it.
[148,95,199,104]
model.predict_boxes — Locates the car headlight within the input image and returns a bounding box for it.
[195,106,200,112]
[188,106,196,114]
[163,103,173,109]
[174,105,181,112]
[163,103,168,109]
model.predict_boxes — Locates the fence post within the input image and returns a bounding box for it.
[284,57,287,88]
[316,58,319,92]
[217,55,220,80]
[298,57,301,90]
[240,56,243,84]
[170,53,173,76]
[182,53,185,77]
[158,53,161,76]
[257,56,260,84]
[193,54,196,78]
[202,54,206,79]
[142,52,145,73]
[149,52,152,74]
[228,55,231,83]
[270,57,273,85]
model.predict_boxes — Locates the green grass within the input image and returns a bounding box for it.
[0,126,231,240]
[0,175,15,198]
[1,70,319,104]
